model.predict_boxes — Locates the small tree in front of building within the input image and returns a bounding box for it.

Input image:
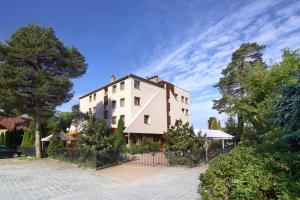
[164,120,205,166]
[115,118,125,150]
[77,118,121,167]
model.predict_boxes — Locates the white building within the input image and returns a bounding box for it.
[79,74,190,145]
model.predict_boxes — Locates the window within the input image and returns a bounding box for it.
[182,108,185,113]
[120,81,125,91]
[93,106,96,113]
[181,96,184,103]
[104,88,108,96]
[144,115,150,124]
[104,110,108,119]
[175,93,178,100]
[120,98,125,107]
[112,85,116,93]
[134,79,140,89]
[186,109,189,116]
[112,100,116,109]
[89,108,92,113]
[93,93,96,101]
[134,97,140,106]
[112,116,116,125]
[185,97,188,104]
[120,115,125,122]
[89,95,92,102]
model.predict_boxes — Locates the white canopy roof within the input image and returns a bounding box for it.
[195,129,234,140]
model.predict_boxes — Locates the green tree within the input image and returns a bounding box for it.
[213,43,266,140]
[224,116,239,141]
[0,132,4,145]
[115,117,125,149]
[164,120,205,165]
[47,132,64,157]
[21,120,35,147]
[78,118,121,167]
[0,24,87,158]
[208,117,221,130]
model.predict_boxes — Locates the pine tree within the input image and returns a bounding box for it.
[208,117,220,130]
[115,118,125,149]
[0,25,87,158]
[213,43,266,139]
[0,132,4,145]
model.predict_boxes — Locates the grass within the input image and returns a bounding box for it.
[17,156,37,161]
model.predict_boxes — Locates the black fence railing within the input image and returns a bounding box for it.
[55,148,121,169]
[18,146,36,157]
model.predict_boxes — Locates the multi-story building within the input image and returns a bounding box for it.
[79,74,190,145]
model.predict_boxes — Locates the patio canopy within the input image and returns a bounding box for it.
[195,129,234,140]
[41,131,76,142]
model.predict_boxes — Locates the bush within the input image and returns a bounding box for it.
[199,142,300,200]
[47,133,64,157]
[125,137,161,155]
[164,120,205,166]
[21,120,35,147]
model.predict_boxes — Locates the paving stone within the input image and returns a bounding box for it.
[0,159,206,200]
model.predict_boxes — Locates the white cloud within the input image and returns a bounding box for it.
[136,0,300,128]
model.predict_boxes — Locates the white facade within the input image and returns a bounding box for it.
[79,74,190,136]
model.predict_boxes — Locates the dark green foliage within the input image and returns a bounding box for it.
[2,129,23,148]
[208,117,221,130]
[224,116,239,141]
[77,118,121,167]
[47,132,64,157]
[200,139,300,200]
[213,43,266,138]
[200,47,300,199]
[115,118,125,150]
[164,120,205,166]
[126,137,161,155]
[21,120,35,147]
[0,24,87,158]
[0,132,4,144]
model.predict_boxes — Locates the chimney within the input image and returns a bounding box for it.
[110,75,116,83]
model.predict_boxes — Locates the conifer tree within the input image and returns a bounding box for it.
[0,25,87,158]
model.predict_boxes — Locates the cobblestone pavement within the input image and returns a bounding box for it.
[0,158,207,200]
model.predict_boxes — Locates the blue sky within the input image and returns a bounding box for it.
[1,0,300,128]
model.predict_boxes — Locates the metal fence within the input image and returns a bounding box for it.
[18,146,36,157]
[124,151,168,166]
[55,148,121,169]
[124,146,234,167]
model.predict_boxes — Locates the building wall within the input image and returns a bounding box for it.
[79,75,190,135]
[169,86,190,125]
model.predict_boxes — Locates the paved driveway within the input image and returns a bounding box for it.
[0,158,207,200]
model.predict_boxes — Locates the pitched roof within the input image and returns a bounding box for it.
[79,74,164,99]
[0,116,29,130]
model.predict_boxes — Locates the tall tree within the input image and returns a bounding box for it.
[115,117,125,149]
[224,116,239,141]
[208,117,220,130]
[213,43,265,140]
[0,25,87,158]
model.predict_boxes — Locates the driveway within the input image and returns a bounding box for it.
[0,158,207,200]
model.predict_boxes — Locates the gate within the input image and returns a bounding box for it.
[124,151,168,166]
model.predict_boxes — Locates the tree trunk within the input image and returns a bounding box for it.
[237,115,244,142]
[35,116,41,158]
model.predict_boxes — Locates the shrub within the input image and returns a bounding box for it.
[47,133,64,157]
[21,120,35,147]
[199,142,300,200]
[0,132,4,145]
[164,120,205,166]
[125,137,161,155]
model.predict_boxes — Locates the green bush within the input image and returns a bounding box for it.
[164,120,205,166]
[199,143,300,200]
[125,137,161,155]
[21,121,35,147]
[0,132,5,145]
[47,133,64,157]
